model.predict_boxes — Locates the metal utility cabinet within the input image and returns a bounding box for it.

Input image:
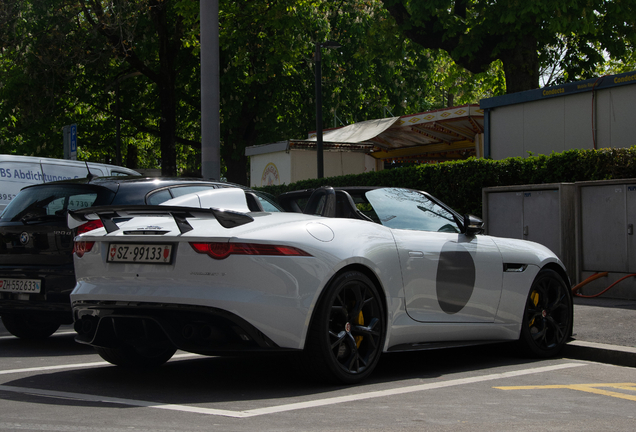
[482,183,576,282]
[483,180,636,299]
[576,179,636,299]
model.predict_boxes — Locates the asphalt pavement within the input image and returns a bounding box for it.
[564,296,636,367]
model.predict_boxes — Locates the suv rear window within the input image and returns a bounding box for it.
[0,185,116,222]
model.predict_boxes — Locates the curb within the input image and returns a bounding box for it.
[563,340,636,368]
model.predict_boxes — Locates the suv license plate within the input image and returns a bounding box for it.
[108,244,173,264]
[0,278,42,293]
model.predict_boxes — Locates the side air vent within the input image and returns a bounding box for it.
[503,263,528,272]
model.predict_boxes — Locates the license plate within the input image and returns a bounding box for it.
[0,278,42,293]
[107,244,173,264]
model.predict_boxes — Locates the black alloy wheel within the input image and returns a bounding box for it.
[518,269,572,357]
[306,270,385,384]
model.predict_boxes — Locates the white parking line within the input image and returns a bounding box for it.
[0,362,586,418]
[0,353,201,376]
[0,361,108,376]
[0,330,77,341]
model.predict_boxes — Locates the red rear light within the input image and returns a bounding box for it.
[189,242,311,260]
[77,220,104,235]
[73,241,95,258]
[73,220,101,257]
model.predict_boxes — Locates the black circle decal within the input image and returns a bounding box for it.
[436,243,476,314]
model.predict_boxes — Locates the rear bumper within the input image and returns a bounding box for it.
[0,265,74,322]
[72,301,290,355]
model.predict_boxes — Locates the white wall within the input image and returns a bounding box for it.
[250,151,292,187]
[249,150,380,187]
[596,85,636,148]
[489,84,635,160]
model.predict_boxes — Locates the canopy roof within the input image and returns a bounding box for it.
[245,104,484,162]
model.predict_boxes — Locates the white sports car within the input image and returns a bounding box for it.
[69,186,573,384]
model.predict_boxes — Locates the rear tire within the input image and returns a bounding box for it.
[1,314,61,339]
[95,344,176,368]
[305,270,385,384]
[517,269,572,357]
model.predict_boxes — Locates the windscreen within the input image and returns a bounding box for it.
[365,188,460,233]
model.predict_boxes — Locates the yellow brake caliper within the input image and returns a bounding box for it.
[355,311,364,348]
[529,290,539,327]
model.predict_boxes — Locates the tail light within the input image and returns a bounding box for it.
[73,240,94,258]
[189,242,311,260]
[73,220,102,257]
[77,220,104,235]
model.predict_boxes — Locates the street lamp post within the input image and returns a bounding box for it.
[201,0,221,181]
[315,40,341,179]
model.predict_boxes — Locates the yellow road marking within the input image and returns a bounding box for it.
[494,383,636,402]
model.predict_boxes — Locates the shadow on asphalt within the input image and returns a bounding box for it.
[0,343,542,409]
[0,331,93,358]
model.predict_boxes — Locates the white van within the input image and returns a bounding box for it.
[0,155,141,211]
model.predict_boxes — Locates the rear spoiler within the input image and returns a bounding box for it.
[67,205,254,234]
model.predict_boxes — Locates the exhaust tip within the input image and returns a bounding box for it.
[74,317,95,335]
[182,324,197,339]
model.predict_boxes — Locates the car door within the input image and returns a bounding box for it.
[365,188,504,323]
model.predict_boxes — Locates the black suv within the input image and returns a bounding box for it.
[0,176,280,339]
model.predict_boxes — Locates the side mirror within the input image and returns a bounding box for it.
[463,214,484,236]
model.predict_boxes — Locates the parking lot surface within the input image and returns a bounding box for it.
[1,325,635,432]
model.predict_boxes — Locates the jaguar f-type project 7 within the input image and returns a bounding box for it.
[68,186,573,383]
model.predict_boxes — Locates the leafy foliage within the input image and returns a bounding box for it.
[1,0,505,184]
[218,0,448,184]
[0,0,201,173]
[380,0,636,93]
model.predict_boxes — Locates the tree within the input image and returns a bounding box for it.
[380,0,636,93]
[0,0,105,157]
[0,0,201,175]
[1,0,506,185]
[77,0,202,175]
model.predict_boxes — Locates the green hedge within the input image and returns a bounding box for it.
[257,147,636,217]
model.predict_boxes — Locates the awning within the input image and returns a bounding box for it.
[306,117,401,144]
[368,105,484,160]
[246,104,484,162]
[310,105,484,161]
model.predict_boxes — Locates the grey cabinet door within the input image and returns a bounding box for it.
[486,191,523,239]
[523,189,560,255]
[581,185,628,272]
[628,185,636,273]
